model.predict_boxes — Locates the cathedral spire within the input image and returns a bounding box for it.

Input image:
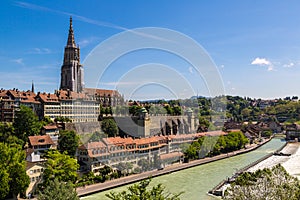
[67,17,76,47]
[31,80,34,93]
[61,17,84,93]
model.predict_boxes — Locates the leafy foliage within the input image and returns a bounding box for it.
[224,164,300,200]
[38,178,79,200]
[101,118,119,137]
[106,178,183,200]
[13,105,42,142]
[0,122,24,146]
[183,131,248,160]
[0,142,30,198]
[54,116,71,123]
[42,150,79,186]
[76,165,115,187]
[58,130,79,157]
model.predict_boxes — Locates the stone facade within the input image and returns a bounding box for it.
[60,17,84,93]
[115,110,198,138]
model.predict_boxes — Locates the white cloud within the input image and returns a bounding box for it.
[251,57,271,65]
[283,62,295,68]
[251,57,274,71]
[78,37,100,48]
[28,48,52,54]
[11,58,24,65]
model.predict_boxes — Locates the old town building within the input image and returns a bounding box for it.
[0,18,122,123]
[77,131,227,173]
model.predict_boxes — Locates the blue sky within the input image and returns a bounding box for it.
[1,0,300,99]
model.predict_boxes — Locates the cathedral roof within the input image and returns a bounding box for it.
[84,88,121,97]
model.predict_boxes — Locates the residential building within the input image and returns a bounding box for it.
[28,135,55,153]
[77,131,227,174]
[286,123,300,141]
[0,89,15,122]
[26,162,44,197]
[0,18,123,123]
[41,124,60,144]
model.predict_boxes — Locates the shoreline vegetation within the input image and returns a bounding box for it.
[210,140,300,198]
[76,137,273,197]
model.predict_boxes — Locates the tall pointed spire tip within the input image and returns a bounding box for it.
[67,16,76,47]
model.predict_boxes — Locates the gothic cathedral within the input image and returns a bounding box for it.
[60,17,84,93]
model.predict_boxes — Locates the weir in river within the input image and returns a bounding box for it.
[81,138,286,200]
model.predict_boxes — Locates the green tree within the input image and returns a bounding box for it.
[224,164,300,200]
[43,150,79,185]
[0,168,9,199]
[138,158,152,172]
[41,116,53,126]
[106,178,183,200]
[241,108,251,120]
[13,105,42,142]
[38,178,79,200]
[101,118,118,137]
[58,130,79,157]
[0,122,24,146]
[0,142,30,199]
[54,116,71,123]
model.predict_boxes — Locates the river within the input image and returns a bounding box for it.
[81,138,286,200]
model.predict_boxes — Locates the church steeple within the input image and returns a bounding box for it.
[31,80,34,93]
[60,17,84,93]
[67,17,76,48]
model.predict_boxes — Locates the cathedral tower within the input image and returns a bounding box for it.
[60,17,84,93]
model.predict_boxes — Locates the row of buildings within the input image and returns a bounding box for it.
[25,129,227,196]
[77,131,228,173]
[0,17,123,123]
[0,88,122,123]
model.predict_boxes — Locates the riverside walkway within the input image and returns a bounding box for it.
[77,138,272,197]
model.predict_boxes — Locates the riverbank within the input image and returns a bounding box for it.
[209,139,299,198]
[77,137,272,197]
[248,141,300,179]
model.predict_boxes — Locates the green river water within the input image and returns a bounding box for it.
[81,138,286,200]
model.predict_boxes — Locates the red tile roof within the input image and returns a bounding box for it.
[42,124,58,130]
[58,90,87,100]
[37,92,59,103]
[28,135,54,146]
[78,141,107,150]
[84,88,121,97]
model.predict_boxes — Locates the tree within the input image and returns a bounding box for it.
[0,122,24,146]
[0,142,30,199]
[13,105,42,142]
[241,108,251,120]
[0,168,9,199]
[58,130,79,157]
[224,164,300,200]
[101,118,118,137]
[41,116,53,126]
[138,158,152,172]
[43,150,79,185]
[115,162,133,176]
[38,178,79,200]
[106,178,183,200]
[54,116,72,123]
